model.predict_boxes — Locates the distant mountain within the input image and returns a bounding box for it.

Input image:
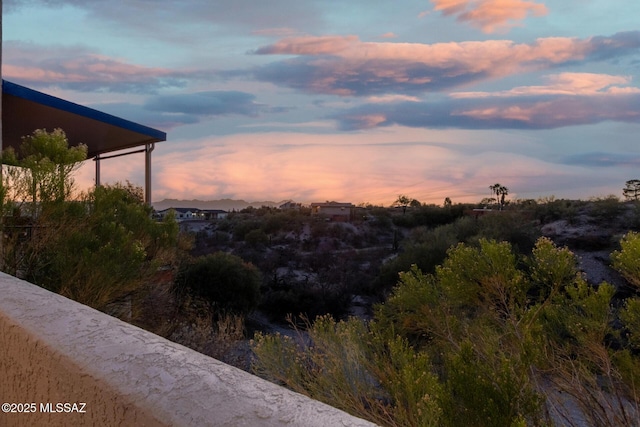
[152,198,285,212]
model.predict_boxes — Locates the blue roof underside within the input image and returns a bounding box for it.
[3,80,166,141]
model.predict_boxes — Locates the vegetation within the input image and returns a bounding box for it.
[623,179,640,201]
[174,252,261,316]
[4,131,640,426]
[489,183,509,210]
[0,129,180,316]
[253,235,640,426]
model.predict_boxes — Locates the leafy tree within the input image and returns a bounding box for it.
[623,179,640,201]
[2,128,87,212]
[394,194,411,214]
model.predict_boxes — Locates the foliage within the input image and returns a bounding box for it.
[394,194,412,214]
[254,237,640,426]
[0,130,180,314]
[611,231,640,289]
[589,195,624,222]
[10,183,179,313]
[252,315,444,427]
[391,203,467,228]
[531,197,583,224]
[375,212,540,293]
[175,251,261,316]
[489,183,509,210]
[623,179,640,201]
[2,128,87,210]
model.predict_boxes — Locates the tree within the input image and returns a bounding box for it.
[496,185,509,210]
[394,194,411,214]
[489,183,509,210]
[623,179,640,201]
[2,128,87,212]
[443,197,452,208]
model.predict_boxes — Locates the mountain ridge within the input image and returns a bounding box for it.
[152,198,287,211]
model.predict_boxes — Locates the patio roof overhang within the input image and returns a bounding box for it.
[2,80,166,204]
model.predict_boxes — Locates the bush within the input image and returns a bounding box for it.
[254,237,640,426]
[252,315,444,427]
[611,231,640,289]
[175,252,261,315]
[7,183,179,314]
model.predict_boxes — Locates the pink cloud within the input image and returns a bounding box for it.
[254,35,359,55]
[452,73,640,98]
[454,94,640,126]
[255,31,640,97]
[431,0,548,33]
[253,34,622,95]
[3,41,188,92]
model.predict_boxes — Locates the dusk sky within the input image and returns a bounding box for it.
[4,0,640,206]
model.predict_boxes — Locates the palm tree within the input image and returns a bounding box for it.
[496,185,509,210]
[489,183,509,210]
[489,183,501,207]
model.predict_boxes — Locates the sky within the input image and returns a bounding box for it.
[4,0,640,206]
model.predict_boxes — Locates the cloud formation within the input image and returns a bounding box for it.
[562,152,640,168]
[430,0,548,33]
[252,32,640,96]
[92,91,279,130]
[3,41,191,93]
[334,72,640,130]
[451,73,640,98]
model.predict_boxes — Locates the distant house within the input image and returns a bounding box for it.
[310,202,355,222]
[279,200,302,210]
[155,208,228,222]
[200,209,228,220]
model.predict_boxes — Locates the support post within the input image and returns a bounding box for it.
[95,154,101,187]
[145,143,154,205]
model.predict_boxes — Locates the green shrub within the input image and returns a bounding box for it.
[244,229,269,247]
[611,231,640,289]
[255,237,640,426]
[10,183,179,314]
[252,315,444,427]
[175,252,261,315]
[590,195,624,221]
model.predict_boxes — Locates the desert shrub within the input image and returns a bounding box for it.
[252,315,444,427]
[392,203,467,228]
[175,252,261,316]
[254,237,640,426]
[611,231,640,289]
[259,277,352,322]
[244,228,269,247]
[8,183,179,314]
[533,197,582,224]
[473,212,541,254]
[231,219,262,241]
[373,213,537,294]
[590,195,624,222]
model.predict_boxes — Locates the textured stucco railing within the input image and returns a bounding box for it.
[0,273,377,426]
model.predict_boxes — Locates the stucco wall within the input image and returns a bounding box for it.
[0,272,377,426]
